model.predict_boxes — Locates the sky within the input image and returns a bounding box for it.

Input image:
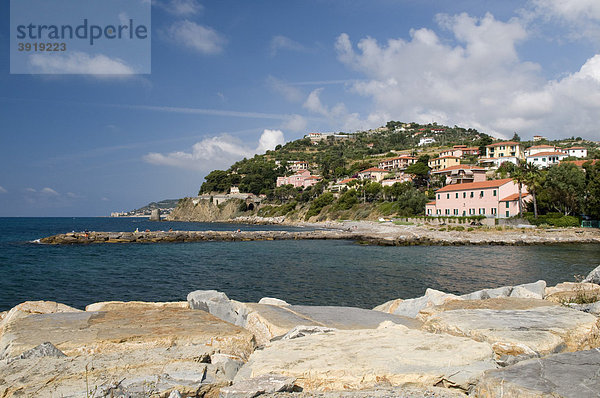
[1,0,599,216]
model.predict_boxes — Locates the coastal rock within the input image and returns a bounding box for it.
[582,264,600,284]
[0,306,255,360]
[0,301,81,340]
[85,300,189,312]
[375,289,462,318]
[220,374,296,398]
[188,290,249,326]
[188,290,419,345]
[261,386,467,398]
[258,297,290,306]
[421,299,599,358]
[234,325,496,392]
[280,325,336,340]
[544,282,600,303]
[473,349,600,398]
[567,301,600,315]
[460,280,546,301]
[5,342,66,364]
[0,307,256,397]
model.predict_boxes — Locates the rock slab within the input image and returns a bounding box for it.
[234,324,497,392]
[473,349,600,398]
[220,374,296,398]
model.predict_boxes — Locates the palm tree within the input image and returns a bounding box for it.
[511,160,527,218]
[522,162,542,218]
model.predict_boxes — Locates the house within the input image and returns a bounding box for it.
[425,178,528,218]
[524,145,557,157]
[378,155,417,170]
[485,141,524,160]
[563,147,588,158]
[431,128,445,133]
[533,135,546,142]
[526,151,568,168]
[431,165,487,185]
[381,173,413,186]
[275,160,309,172]
[461,147,481,156]
[329,178,356,192]
[439,148,463,158]
[357,167,388,182]
[428,156,461,172]
[276,170,321,188]
[418,137,436,146]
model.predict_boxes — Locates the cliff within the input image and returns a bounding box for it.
[166,197,248,222]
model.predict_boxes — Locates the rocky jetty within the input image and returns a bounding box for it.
[38,222,600,246]
[1,265,600,397]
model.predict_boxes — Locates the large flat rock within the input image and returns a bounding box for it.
[0,307,256,360]
[421,300,599,357]
[234,324,497,392]
[188,290,420,346]
[0,306,256,397]
[473,349,600,398]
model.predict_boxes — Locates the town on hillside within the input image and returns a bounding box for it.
[195,122,600,227]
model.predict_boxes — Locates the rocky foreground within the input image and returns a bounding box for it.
[1,266,600,397]
[38,221,600,246]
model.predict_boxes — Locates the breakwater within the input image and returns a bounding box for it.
[38,227,600,246]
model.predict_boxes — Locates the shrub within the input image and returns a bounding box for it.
[305,193,334,220]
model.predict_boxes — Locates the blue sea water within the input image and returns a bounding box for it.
[0,217,599,311]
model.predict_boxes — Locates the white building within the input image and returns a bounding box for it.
[526,151,568,168]
[418,137,436,146]
[525,145,557,157]
[564,147,587,158]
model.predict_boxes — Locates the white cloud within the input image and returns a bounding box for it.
[267,76,304,102]
[29,52,136,75]
[0,186,7,193]
[270,35,306,56]
[281,114,308,132]
[332,13,600,139]
[144,129,285,171]
[25,188,36,193]
[161,0,203,16]
[526,0,600,41]
[167,20,226,54]
[41,187,59,195]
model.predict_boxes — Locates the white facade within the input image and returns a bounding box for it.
[418,137,436,146]
[526,152,567,168]
[565,147,587,158]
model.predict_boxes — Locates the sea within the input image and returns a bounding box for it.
[1,217,599,312]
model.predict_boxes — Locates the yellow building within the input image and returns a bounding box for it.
[485,141,524,159]
[428,156,461,171]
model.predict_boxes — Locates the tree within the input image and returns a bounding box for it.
[510,160,527,217]
[405,162,430,189]
[583,161,600,219]
[511,132,521,142]
[522,162,543,218]
[543,163,586,215]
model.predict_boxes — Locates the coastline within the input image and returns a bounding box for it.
[39,219,600,245]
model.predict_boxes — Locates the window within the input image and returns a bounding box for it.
[479,208,485,215]
[506,202,509,208]
[456,193,459,198]
[493,190,497,197]
[462,210,466,216]
[506,211,510,217]
[463,192,466,198]
[491,208,497,215]
[480,191,484,197]
[470,192,474,198]
[447,194,450,199]
[437,194,440,200]
[445,209,450,215]
[454,209,459,215]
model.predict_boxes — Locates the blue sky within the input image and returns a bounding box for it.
[1,0,599,216]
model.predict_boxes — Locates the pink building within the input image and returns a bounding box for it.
[425,178,528,218]
[431,165,487,185]
[276,170,322,188]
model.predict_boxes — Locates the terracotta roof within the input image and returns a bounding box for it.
[435,178,514,193]
[462,147,480,151]
[561,159,599,167]
[528,145,555,149]
[432,165,486,174]
[500,193,530,202]
[487,141,521,147]
[526,151,567,157]
[381,156,416,161]
[339,178,356,184]
[305,176,322,180]
[426,201,436,205]
[359,167,388,173]
[564,147,586,150]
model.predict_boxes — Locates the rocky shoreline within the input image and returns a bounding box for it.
[1,266,600,397]
[38,220,600,246]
